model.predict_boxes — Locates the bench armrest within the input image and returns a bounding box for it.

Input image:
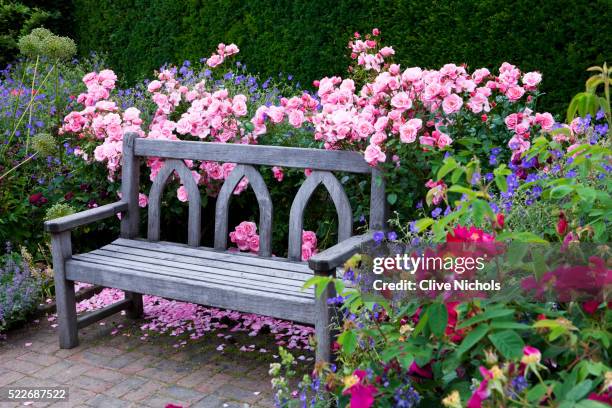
[308,232,374,272]
[44,201,128,233]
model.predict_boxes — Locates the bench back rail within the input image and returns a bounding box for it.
[120,133,386,254]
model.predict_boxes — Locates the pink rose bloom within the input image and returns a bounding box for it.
[399,123,418,143]
[177,186,189,202]
[95,100,117,112]
[240,221,257,237]
[147,80,162,93]
[435,130,453,148]
[232,99,248,117]
[272,166,284,182]
[123,107,141,122]
[175,118,192,135]
[535,112,554,131]
[204,162,224,180]
[224,43,239,56]
[98,69,117,82]
[504,113,519,130]
[442,94,463,114]
[390,92,412,110]
[364,144,386,166]
[522,71,542,88]
[402,67,423,83]
[505,86,525,102]
[82,72,98,86]
[288,109,305,128]
[206,54,224,67]
[138,193,148,208]
[248,235,260,253]
[379,46,395,57]
[301,246,313,261]
[374,116,388,132]
[471,68,491,84]
[266,106,285,123]
[302,230,317,247]
[222,163,236,179]
[370,132,386,145]
[304,168,313,177]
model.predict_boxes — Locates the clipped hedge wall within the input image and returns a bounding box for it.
[73,0,611,114]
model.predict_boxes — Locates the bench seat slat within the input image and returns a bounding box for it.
[90,247,313,284]
[112,238,312,273]
[65,259,315,324]
[72,253,313,298]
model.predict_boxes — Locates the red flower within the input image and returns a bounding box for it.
[588,392,612,404]
[582,300,600,315]
[481,114,488,122]
[28,193,47,206]
[343,370,378,408]
[495,213,505,229]
[64,191,74,201]
[556,211,568,236]
[408,361,433,379]
[446,225,495,243]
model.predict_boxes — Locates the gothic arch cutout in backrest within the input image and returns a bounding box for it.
[214,164,273,257]
[147,159,201,246]
[288,171,352,261]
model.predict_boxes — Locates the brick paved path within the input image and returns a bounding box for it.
[0,313,297,407]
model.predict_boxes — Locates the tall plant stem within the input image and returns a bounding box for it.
[53,61,63,165]
[1,66,54,156]
[25,55,40,155]
[0,153,38,181]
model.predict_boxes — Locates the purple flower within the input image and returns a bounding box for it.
[431,207,442,218]
[373,231,385,244]
[596,109,605,121]
[387,231,398,241]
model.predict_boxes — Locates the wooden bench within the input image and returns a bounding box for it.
[44,132,386,362]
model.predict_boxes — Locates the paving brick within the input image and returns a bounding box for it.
[87,394,132,408]
[1,359,44,375]
[175,366,220,388]
[67,351,113,368]
[141,393,190,408]
[83,367,125,383]
[0,370,25,387]
[70,375,114,393]
[118,355,160,375]
[214,384,260,404]
[194,372,232,394]
[159,385,205,403]
[32,361,89,382]
[87,346,125,358]
[191,394,226,408]
[102,376,148,398]
[105,352,143,370]
[121,379,165,402]
[64,387,98,406]
[138,360,190,383]
[16,352,60,367]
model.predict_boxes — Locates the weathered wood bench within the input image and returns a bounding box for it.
[44,132,385,362]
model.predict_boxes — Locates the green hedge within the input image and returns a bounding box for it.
[73,0,611,114]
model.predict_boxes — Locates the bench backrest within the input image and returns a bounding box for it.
[119,132,386,261]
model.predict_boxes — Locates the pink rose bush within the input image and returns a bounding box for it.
[229,221,317,261]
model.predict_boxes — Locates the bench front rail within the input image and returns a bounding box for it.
[45,133,385,363]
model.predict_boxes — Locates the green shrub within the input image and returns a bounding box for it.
[0,1,68,67]
[72,0,611,114]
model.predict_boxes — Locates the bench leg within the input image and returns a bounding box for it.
[125,292,143,318]
[51,232,78,349]
[314,273,336,363]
